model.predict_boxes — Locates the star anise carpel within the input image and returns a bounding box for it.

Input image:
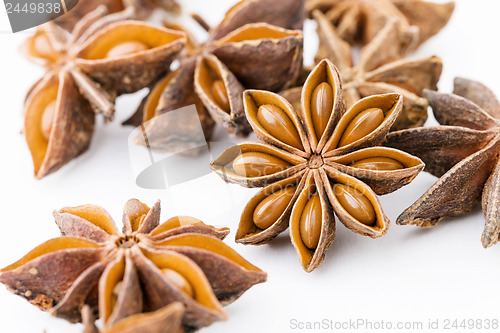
[306,0,455,50]
[0,199,266,331]
[211,59,424,272]
[127,0,305,151]
[22,6,186,179]
[385,78,500,248]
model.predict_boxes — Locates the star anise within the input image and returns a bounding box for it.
[306,0,454,50]
[385,78,500,248]
[0,199,266,331]
[55,0,181,31]
[126,0,305,151]
[282,11,443,131]
[211,59,424,272]
[81,303,184,333]
[22,6,185,178]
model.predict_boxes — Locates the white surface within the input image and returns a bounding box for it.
[1,1,500,332]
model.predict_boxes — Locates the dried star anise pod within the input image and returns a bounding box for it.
[282,11,443,131]
[211,59,424,272]
[127,0,305,149]
[55,0,181,31]
[0,199,266,331]
[82,303,184,333]
[306,0,454,50]
[22,6,185,178]
[385,78,500,248]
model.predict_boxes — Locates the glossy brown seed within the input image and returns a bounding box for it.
[299,193,322,250]
[232,152,291,177]
[162,268,194,298]
[257,104,303,150]
[41,100,57,140]
[311,82,334,139]
[106,41,148,58]
[338,108,384,147]
[334,184,376,226]
[351,157,404,171]
[211,80,230,112]
[253,186,296,229]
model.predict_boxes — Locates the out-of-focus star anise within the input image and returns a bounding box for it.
[306,0,454,50]
[81,303,184,333]
[211,59,424,272]
[0,199,266,331]
[126,0,305,151]
[283,11,442,131]
[385,78,500,248]
[55,0,181,31]
[22,6,185,178]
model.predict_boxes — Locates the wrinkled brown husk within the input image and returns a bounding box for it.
[385,126,498,177]
[396,136,500,228]
[482,158,500,248]
[453,77,500,119]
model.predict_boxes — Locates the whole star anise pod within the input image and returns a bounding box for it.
[385,78,500,248]
[282,11,442,131]
[81,303,184,333]
[211,59,424,272]
[127,0,305,151]
[306,0,454,50]
[55,0,181,31]
[0,199,266,331]
[22,6,185,178]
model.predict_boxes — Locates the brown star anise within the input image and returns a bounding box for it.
[126,0,305,150]
[282,11,443,131]
[211,59,424,272]
[306,0,454,50]
[81,303,184,333]
[55,0,181,31]
[0,199,266,331]
[22,6,185,178]
[385,78,500,248]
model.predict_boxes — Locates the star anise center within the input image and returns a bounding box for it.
[307,154,324,169]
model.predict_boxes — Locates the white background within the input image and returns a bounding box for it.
[1,0,500,332]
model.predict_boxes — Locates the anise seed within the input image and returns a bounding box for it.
[334,184,375,226]
[253,186,296,229]
[339,107,384,147]
[232,152,291,177]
